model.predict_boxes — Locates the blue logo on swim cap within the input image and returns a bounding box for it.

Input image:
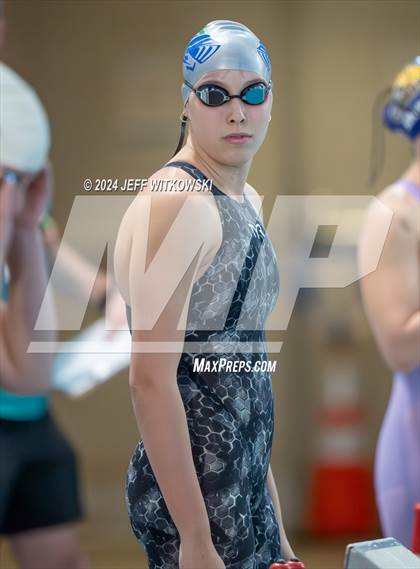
[183,34,221,72]
[257,41,271,74]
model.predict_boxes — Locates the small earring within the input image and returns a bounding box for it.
[268,116,272,122]
[180,113,188,122]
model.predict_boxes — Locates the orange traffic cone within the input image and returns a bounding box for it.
[411,503,420,554]
[306,357,376,535]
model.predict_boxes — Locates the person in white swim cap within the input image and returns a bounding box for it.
[0,41,88,569]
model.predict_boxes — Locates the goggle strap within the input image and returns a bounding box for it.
[171,115,188,158]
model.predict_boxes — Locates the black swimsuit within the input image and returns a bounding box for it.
[125,161,282,568]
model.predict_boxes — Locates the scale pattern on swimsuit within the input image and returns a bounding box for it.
[126,162,281,568]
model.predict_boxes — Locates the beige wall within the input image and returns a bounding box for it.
[3,0,418,531]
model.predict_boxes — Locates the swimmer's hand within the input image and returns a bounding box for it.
[179,537,226,569]
[15,163,53,228]
[0,173,17,269]
[280,538,296,562]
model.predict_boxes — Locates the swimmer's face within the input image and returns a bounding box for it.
[185,70,272,166]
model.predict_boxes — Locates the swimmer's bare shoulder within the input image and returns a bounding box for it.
[378,183,420,241]
[359,181,419,288]
[114,165,222,306]
[245,182,264,220]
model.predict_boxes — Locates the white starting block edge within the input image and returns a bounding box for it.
[345,538,420,569]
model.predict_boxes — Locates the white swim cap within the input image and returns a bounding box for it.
[0,62,51,173]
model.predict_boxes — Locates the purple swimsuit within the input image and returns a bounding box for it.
[374,179,420,547]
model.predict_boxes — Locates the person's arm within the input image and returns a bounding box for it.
[0,167,56,393]
[126,190,214,539]
[0,173,18,279]
[267,463,295,560]
[115,181,221,543]
[358,192,420,373]
[247,185,295,558]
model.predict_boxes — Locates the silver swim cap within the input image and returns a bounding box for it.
[181,20,272,105]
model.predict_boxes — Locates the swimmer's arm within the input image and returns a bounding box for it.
[0,177,16,279]
[267,463,295,560]
[359,198,420,373]
[0,225,56,393]
[124,191,216,542]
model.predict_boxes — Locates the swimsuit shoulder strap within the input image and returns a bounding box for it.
[164,160,224,197]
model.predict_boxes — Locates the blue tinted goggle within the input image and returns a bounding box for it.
[185,79,272,107]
